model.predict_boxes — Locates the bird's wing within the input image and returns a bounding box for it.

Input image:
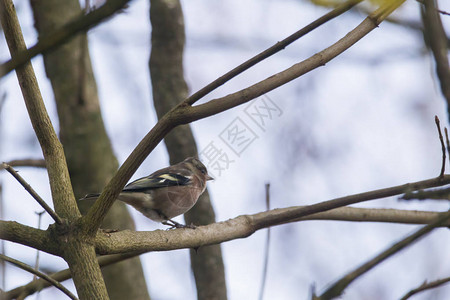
[122,173,192,192]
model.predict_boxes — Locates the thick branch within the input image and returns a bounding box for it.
[0,0,132,77]
[4,206,445,299]
[81,117,174,235]
[95,205,450,255]
[0,221,60,255]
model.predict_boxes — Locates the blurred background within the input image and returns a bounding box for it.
[1,0,450,299]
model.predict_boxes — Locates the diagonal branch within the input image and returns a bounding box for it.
[252,174,450,229]
[2,163,62,224]
[400,276,450,300]
[173,1,406,122]
[4,251,145,300]
[185,0,363,105]
[316,210,450,299]
[82,0,407,236]
[0,254,78,300]
[0,0,132,77]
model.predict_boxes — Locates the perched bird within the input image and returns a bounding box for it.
[82,157,213,228]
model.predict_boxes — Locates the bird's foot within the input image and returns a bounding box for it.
[162,219,196,229]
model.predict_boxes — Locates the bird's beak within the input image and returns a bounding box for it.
[206,174,214,181]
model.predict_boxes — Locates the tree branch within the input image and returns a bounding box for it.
[173,1,406,123]
[0,159,46,169]
[2,163,62,224]
[96,175,450,254]
[4,251,146,300]
[4,206,446,299]
[400,276,450,300]
[0,221,60,255]
[252,174,450,230]
[82,0,406,236]
[434,115,446,177]
[316,210,450,299]
[185,0,363,105]
[0,254,78,300]
[94,207,449,255]
[0,0,132,77]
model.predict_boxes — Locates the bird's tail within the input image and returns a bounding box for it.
[79,193,101,201]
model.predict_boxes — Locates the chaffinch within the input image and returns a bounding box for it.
[83,157,213,228]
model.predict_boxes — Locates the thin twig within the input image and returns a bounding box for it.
[33,211,45,281]
[445,128,450,166]
[401,187,450,201]
[400,276,450,300]
[0,159,46,169]
[1,163,62,225]
[0,183,5,291]
[0,254,78,300]
[434,116,446,177]
[185,0,362,106]
[4,251,145,299]
[417,0,450,16]
[316,210,450,299]
[252,173,448,230]
[0,0,132,77]
[258,183,271,300]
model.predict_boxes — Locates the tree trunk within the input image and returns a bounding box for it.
[149,1,228,299]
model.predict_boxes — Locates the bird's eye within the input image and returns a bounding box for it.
[200,168,206,174]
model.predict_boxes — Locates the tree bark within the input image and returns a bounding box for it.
[29,0,150,299]
[421,0,450,120]
[149,0,228,299]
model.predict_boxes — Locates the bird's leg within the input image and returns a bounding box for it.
[162,218,196,229]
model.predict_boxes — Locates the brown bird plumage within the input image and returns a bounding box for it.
[82,157,213,228]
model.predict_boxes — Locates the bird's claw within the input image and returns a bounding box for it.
[162,219,196,229]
